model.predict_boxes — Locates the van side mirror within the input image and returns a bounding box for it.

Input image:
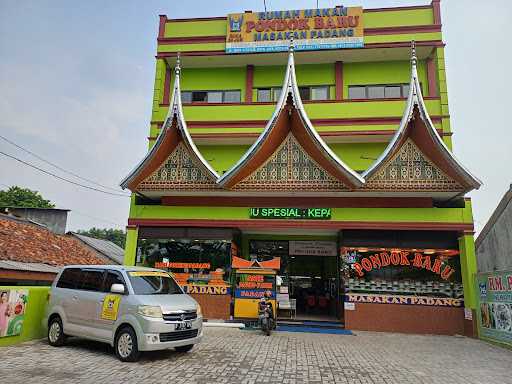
[111,283,125,294]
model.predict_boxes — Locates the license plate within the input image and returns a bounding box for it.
[175,321,192,330]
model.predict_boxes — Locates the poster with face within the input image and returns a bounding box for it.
[0,289,29,338]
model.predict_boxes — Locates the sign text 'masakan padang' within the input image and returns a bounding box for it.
[155,262,211,269]
[347,294,463,307]
[182,285,229,295]
[249,208,331,220]
[352,251,456,281]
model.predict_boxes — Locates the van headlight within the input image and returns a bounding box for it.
[138,305,163,318]
[196,304,202,317]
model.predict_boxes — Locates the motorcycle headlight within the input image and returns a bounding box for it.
[137,305,163,318]
[196,304,202,317]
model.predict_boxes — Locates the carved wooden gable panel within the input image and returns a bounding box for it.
[234,133,347,191]
[365,139,462,191]
[138,142,217,191]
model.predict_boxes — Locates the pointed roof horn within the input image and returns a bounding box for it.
[120,53,218,190]
[217,40,364,189]
[362,41,481,191]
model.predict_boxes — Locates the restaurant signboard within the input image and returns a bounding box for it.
[476,270,512,346]
[249,207,331,220]
[226,6,364,53]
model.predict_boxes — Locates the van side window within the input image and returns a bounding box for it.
[79,270,105,292]
[103,271,126,293]
[56,268,81,289]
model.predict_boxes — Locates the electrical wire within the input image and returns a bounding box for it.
[0,134,127,194]
[0,150,131,197]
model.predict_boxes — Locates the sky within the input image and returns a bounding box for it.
[0,0,511,233]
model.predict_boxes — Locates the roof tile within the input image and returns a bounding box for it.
[0,217,108,266]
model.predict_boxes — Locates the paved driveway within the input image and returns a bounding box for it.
[0,328,511,384]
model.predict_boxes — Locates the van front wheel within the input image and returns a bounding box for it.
[115,326,140,362]
[48,316,65,347]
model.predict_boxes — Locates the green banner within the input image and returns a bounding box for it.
[476,270,512,346]
[249,207,331,220]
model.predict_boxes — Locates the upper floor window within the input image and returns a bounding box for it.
[348,84,414,100]
[257,86,329,102]
[181,90,241,104]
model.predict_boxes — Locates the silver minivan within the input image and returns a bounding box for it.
[45,265,202,362]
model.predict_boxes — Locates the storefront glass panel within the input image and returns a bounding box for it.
[341,247,463,299]
[137,239,232,288]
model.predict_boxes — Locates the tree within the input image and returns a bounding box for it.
[76,227,126,248]
[0,186,55,208]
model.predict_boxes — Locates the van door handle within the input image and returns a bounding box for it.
[72,295,78,300]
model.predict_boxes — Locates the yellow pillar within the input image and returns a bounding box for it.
[124,226,139,266]
[458,233,478,309]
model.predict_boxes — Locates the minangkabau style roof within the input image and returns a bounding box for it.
[120,55,219,191]
[217,42,364,190]
[362,41,481,193]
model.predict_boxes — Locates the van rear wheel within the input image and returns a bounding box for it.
[175,344,194,353]
[48,316,65,347]
[115,326,140,362]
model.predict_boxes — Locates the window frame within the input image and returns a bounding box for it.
[181,90,241,104]
[103,270,128,294]
[256,85,330,102]
[347,83,417,100]
[78,268,106,292]
[56,268,81,290]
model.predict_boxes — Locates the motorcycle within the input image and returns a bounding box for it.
[258,298,274,336]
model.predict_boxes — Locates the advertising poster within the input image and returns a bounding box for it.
[101,294,122,321]
[226,7,363,54]
[476,271,512,346]
[0,289,29,338]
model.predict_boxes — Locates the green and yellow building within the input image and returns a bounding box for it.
[121,1,482,335]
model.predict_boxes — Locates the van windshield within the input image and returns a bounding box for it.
[128,272,183,295]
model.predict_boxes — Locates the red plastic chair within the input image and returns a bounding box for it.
[318,296,328,309]
[306,295,316,309]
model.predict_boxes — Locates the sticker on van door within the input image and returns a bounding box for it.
[101,294,121,321]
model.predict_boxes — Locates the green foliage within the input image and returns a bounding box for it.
[76,227,126,248]
[0,186,55,208]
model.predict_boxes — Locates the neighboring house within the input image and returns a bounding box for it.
[1,207,69,234]
[475,184,512,272]
[68,233,124,265]
[0,215,109,285]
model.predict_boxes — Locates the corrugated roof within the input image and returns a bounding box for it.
[0,260,60,273]
[70,233,124,264]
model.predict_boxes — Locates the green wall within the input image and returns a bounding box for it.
[129,200,475,224]
[195,142,386,174]
[253,64,335,88]
[197,145,250,173]
[0,286,50,347]
[162,9,435,39]
[344,60,429,97]
[180,67,247,95]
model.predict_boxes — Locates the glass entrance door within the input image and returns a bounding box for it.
[286,255,339,321]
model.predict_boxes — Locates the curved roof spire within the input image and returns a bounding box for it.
[362,41,481,191]
[218,40,364,189]
[120,54,218,190]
